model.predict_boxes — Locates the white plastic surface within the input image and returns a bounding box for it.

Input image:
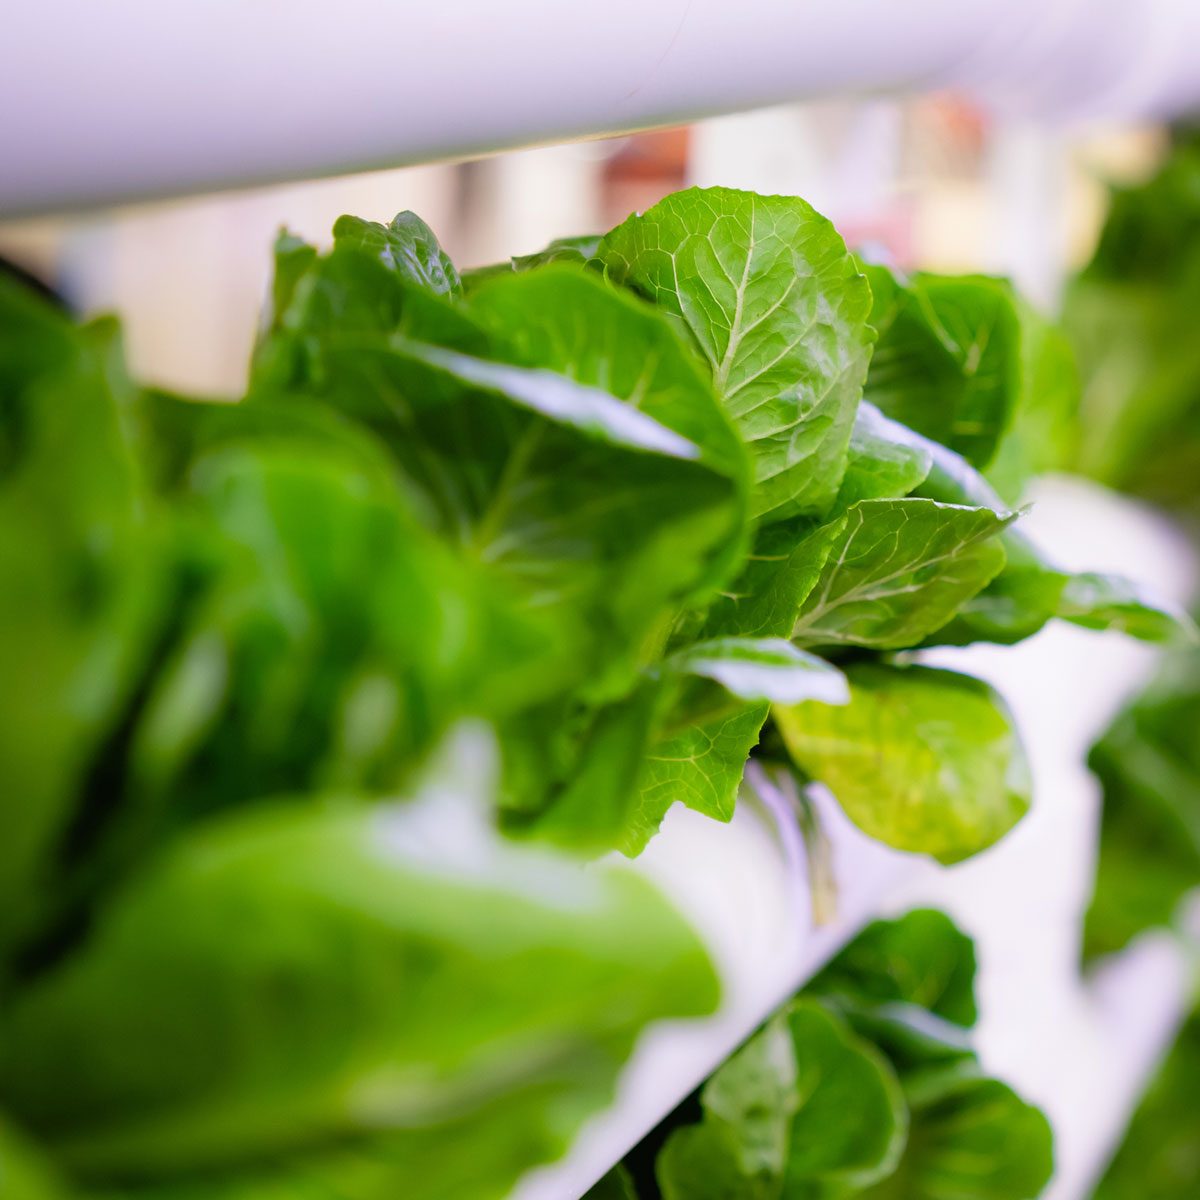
[510,477,1196,1200]
[8,1,1200,215]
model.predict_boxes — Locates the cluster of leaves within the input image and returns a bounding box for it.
[457,188,1177,863]
[0,272,721,1198]
[591,910,1054,1200]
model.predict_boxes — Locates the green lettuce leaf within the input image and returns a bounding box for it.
[262,230,318,335]
[1068,274,1200,513]
[18,419,571,978]
[701,518,844,642]
[621,699,770,856]
[805,911,979,1079]
[914,440,1066,645]
[124,440,550,808]
[657,999,906,1200]
[820,1001,977,1082]
[916,427,1186,646]
[466,264,753,588]
[658,1122,770,1200]
[857,1068,1053,1200]
[253,242,754,844]
[812,913,1050,1200]
[857,272,1176,645]
[617,641,847,855]
[467,267,750,482]
[985,300,1079,503]
[627,910,1053,1200]
[514,680,669,852]
[790,498,1013,650]
[834,402,934,511]
[1066,138,1200,515]
[128,388,404,498]
[808,909,978,1028]
[775,664,1031,864]
[0,286,166,970]
[0,764,718,1195]
[599,186,874,522]
[1058,572,1196,644]
[254,232,478,373]
[862,267,1021,470]
[332,211,462,296]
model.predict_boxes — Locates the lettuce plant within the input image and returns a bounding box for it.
[260,187,1180,864]
[603,911,1053,1200]
[454,187,1180,859]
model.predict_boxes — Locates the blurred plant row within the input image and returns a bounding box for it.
[0,178,1191,1196]
[1067,131,1200,1200]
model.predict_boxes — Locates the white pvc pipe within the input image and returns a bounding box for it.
[8,0,1200,217]
[957,0,1200,124]
[0,0,984,213]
